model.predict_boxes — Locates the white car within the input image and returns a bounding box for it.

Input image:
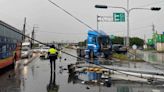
[21,47,33,58]
[40,47,49,53]
[40,47,50,59]
[32,47,40,53]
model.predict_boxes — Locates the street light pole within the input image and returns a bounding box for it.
[127,12,130,47]
[95,4,161,47]
[97,15,99,31]
[127,0,129,47]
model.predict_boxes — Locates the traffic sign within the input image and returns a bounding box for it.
[113,13,125,22]
[132,44,137,50]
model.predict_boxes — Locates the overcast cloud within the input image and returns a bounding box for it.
[0,0,164,42]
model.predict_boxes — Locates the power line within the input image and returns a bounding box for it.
[38,30,86,35]
[47,0,95,30]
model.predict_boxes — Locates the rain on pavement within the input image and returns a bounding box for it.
[0,49,164,92]
[137,50,164,65]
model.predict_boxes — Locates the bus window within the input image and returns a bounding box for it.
[2,45,6,53]
[0,45,2,52]
[0,25,4,36]
[0,40,2,59]
[0,46,2,59]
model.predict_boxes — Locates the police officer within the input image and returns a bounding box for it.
[48,45,58,73]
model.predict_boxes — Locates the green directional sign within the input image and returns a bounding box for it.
[113,12,125,22]
[147,39,154,46]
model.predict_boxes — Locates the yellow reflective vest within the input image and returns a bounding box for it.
[48,48,57,55]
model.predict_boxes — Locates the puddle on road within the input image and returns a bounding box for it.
[137,51,164,65]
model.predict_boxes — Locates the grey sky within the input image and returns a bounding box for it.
[0,0,164,42]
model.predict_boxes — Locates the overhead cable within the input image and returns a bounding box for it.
[48,0,95,30]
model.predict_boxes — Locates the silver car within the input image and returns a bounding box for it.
[21,47,33,58]
[32,47,40,53]
[40,47,50,59]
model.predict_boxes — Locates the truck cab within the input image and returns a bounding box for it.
[86,30,112,58]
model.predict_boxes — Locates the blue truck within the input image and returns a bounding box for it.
[84,30,112,58]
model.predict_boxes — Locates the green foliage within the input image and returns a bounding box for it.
[112,36,124,45]
[130,37,144,47]
[78,40,87,46]
[112,36,144,47]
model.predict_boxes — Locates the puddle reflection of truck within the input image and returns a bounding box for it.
[77,30,112,59]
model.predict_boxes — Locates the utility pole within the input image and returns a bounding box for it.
[126,0,129,47]
[22,17,26,41]
[152,24,157,49]
[31,27,35,44]
[31,27,35,49]
[97,15,99,31]
[152,24,155,34]
[144,34,146,44]
[31,26,38,48]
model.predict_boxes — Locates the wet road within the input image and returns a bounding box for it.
[0,49,164,92]
[137,50,164,65]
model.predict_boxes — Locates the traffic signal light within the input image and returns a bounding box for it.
[95,5,108,9]
[151,7,161,11]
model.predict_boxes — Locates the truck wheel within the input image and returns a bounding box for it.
[89,50,94,58]
[104,53,109,59]
[104,49,111,59]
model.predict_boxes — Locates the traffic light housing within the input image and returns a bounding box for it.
[151,7,161,11]
[95,5,108,9]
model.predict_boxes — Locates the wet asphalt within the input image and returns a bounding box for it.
[0,49,164,92]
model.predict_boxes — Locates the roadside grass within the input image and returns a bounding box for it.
[112,53,145,62]
[112,53,128,60]
[143,48,155,51]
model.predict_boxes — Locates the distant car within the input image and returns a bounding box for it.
[40,47,50,59]
[138,47,143,50]
[112,44,127,54]
[22,42,31,48]
[32,47,40,53]
[40,47,49,53]
[21,47,33,58]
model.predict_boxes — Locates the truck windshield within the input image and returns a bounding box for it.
[98,36,110,47]
[88,37,96,44]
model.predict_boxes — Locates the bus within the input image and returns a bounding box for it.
[0,20,22,69]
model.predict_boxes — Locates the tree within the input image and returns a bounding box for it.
[111,36,144,47]
[112,36,124,45]
[78,39,87,46]
[130,37,144,47]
